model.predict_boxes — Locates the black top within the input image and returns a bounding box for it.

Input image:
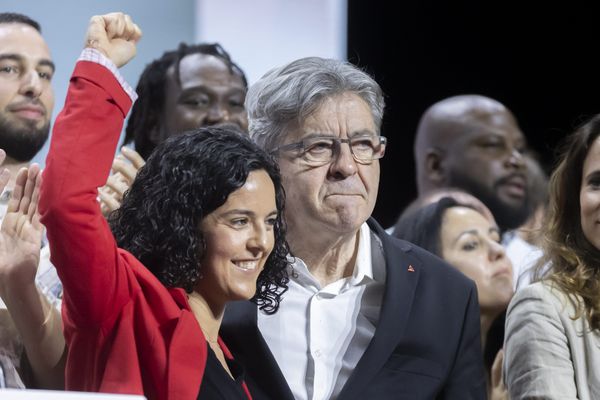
[197,344,248,399]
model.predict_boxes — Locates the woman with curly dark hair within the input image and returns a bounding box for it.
[504,113,600,399]
[39,13,288,400]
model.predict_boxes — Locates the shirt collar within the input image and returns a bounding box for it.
[501,229,516,246]
[351,222,375,285]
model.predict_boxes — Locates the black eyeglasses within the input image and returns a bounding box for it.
[272,135,387,166]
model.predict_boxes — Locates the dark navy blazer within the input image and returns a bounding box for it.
[221,218,486,399]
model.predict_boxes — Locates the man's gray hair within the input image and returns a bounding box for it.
[246,56,384,152]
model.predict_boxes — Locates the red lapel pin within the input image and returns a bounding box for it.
[407,265,415,272]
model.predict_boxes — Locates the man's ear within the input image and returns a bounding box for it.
[425,147,445,184]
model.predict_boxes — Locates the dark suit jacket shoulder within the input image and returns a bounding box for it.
[222,218,486,399]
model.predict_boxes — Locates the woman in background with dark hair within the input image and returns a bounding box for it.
[504,114,600,399]
[394,196,513,400]
[39,13,288,400]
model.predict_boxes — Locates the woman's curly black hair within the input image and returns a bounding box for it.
[109,127,289,313]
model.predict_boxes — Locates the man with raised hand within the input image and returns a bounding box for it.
[0,12,63,389]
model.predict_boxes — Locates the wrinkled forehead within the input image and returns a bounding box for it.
[462,108,524,140]
[286,92,378,142]
[168,53,246,91]
[434,116,524,154]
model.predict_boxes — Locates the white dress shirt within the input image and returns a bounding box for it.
[502,231,542,290]
[258,223,386,400]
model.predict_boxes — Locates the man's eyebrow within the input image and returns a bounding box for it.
[298,130,378,140]
[349,129,378,138]
[179,85,245,96]
[0,53,55,72]
[39,59,56,72]
[0,53,22,63]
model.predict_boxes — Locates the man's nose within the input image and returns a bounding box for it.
[206,103,230,123]
[505,148,525,169]
[19,69,43,98]
[329,141,357,179]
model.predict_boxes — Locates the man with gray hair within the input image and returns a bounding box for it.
[222,57,485,399]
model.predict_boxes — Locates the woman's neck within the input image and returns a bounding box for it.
[187,291,223,344]
[188,291,236,379]
[480,309,500,351]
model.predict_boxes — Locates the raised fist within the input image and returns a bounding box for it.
[84,12,142,68]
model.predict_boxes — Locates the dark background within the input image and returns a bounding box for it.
[347,1,599,228]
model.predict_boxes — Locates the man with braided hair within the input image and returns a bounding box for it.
[99,42,248,214]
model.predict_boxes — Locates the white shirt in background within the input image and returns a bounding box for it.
[503,231,542,291]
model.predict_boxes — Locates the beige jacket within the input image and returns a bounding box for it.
[504,281,600,399]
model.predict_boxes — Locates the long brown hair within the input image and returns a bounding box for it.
[535,114,600,330]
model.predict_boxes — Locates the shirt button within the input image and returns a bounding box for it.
[314,349,322,357]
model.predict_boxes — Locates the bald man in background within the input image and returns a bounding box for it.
[413,94,541,289]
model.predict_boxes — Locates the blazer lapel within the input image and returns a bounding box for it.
[166,309,205,400]
[338,218,421,399]
[221,300,295,400]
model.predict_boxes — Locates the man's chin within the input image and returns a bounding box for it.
[0,118,50,162]
[498,194,527,210]
[493,201,530,231]
[332,206,370,233]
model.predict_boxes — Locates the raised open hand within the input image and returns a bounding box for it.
[0,149,11,194]
[0,164,43,295]
[99,147,146,217]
